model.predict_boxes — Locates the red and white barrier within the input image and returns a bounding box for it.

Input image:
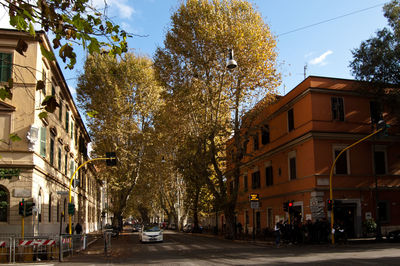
[0,241,6,247]
[19,239,56,246]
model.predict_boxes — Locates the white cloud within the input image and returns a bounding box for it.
[309,50,333,66]
[114,2,135,19]
[91,0,135,19]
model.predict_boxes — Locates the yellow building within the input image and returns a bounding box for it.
[0,29,102,235]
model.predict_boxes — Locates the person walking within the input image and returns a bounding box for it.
[75,222,83,234]
[274,221,282,248]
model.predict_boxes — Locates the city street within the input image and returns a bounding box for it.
[49,230,400,265]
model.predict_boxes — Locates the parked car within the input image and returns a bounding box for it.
[140,225,163,243]
[132,224,141,232]
[387,230,400,241]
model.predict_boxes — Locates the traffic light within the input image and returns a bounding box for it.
[72,178,80,188]
[288,201,294,213]
[19,200,25,216]
[327,199,333,211]
[283,201,289,212]
[68,203,75,215]
[377,120,390,137]
[25,200,35,217]
[106,152,117,166]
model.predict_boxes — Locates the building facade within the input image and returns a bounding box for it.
[226,76,400,238]
[0,29,102,235]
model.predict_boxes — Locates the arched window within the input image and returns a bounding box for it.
[48,193,52,223]
[0,186,8,222]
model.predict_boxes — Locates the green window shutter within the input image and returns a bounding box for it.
[50,138,54,165]
[70,160,74,178]
[40,127,47,158]
[71,121,74,139]
[58,147,62,170]
[0,53,12,82]
[65,110,69,131]
[64,154,68,176]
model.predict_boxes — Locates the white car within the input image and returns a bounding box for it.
[140,225,163,243]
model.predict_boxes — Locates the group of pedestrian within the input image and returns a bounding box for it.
[274,218,332,247]
[65,222,83,234]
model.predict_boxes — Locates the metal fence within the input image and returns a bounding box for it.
[0,233,102,263]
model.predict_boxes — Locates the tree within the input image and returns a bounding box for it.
[350,0,400,119]
[154,0,280,239]
[76,53,163,228]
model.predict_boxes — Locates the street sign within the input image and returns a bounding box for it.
[249,193,259,202]
[250,202,259,209]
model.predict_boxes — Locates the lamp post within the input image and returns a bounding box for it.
[68,155,116,235]
[328,125,385,244]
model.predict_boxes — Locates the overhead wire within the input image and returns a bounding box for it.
[278,2,387,37]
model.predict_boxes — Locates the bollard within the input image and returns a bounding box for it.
[83,235,87,250]
[59,236,63,262]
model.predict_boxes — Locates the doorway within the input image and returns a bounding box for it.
[334,202,357,238]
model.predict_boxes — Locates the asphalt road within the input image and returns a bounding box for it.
[31,230,400,265]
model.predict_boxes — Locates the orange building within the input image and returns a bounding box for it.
[227,76,400,238]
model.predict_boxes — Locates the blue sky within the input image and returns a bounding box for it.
[87,0,388,95]
[0,0,390,96]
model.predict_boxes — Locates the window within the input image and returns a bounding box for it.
[0,113,11,146]
[288,108,294,132]
[0,186,8,222]
[51,85,56,96]
[374,150,386,175]
[378,201,389,223]
[40,127,47,158]
[70,120,74,139]
[59,102,63,121]
[74,126,78,146]
[244,175,248,192]
[50,138,55,166]
[251,171,260,189]
[245,211,249,225]
[0,53,12,82]
[265,165,273,186]
[253,133,259,151]
[334,147,348,175]
[64,153,68,176]
[58,147,62,170]
[70,160,75,178]
[288,151,297,180]
[370,101,383,124]
[331,97,344,121]
[65,110,69,131]
[261,125,270,145]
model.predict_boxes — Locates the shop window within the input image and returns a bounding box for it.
[378,201,390,223]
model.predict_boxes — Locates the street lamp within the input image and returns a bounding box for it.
[226,48,237,69]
